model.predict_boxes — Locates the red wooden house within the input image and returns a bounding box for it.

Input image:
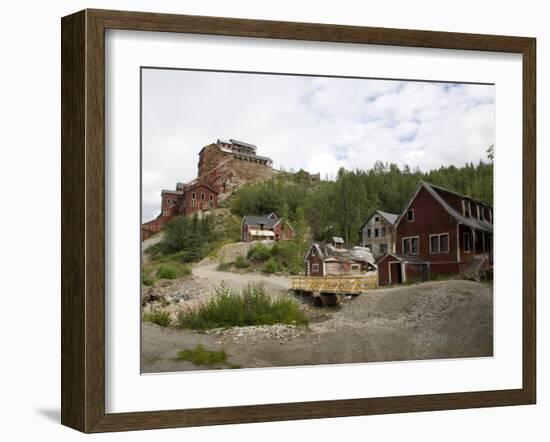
[241,213,294,242]
[378,181,493,285]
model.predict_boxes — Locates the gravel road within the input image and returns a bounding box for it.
[141,279,493,373]
[193,262,292,292]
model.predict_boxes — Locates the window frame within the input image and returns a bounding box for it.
[429,233,450,254]
[407,209,415,222]
[402,235,419,255]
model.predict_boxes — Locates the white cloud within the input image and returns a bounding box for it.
[142,69,494,221]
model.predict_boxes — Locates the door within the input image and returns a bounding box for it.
[390,262,403,284]
[325,262,341,275]
[421,263,429,281]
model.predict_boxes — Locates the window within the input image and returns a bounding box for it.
[374,228,379,238]
[163,210,170,216]
[191,199,196,207]
[380,244,388,254]
[463,200,471,217]
[441,235,449,252]
[191,192,196,200]
[381,227,386,237]
[367,228,371,238]
[351,264,361,272]
[209,194,213,201]
[430,233,450,253]
[407,209,414,222]
[403,237,419,255]
[374,216,379,222]
[463,231,471,252]
[201,193,205,200]
[312,263,319,272]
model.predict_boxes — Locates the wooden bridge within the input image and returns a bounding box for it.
[291,274,378,306]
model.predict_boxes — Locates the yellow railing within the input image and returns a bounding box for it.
[291,274,378,293]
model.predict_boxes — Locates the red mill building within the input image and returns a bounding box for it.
[141,139,275,240]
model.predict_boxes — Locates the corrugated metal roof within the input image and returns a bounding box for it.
[229,139,257,149]
[359,209,399,231]
[377,210,399,224]
[310,243,375,265]
[243,214,280,228]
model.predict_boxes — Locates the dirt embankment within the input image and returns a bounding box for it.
[141,279,493,373]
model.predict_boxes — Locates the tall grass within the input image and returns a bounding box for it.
[156,263,191,280]
[176,284,309,331]
[143,308,171,327]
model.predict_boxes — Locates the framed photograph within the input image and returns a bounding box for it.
[61,9,536,433]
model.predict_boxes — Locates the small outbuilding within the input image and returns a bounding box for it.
[304,243,376,277]
[377,252,430,285]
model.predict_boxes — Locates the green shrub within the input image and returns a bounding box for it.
[234,255,250,269]
[156,265,178,279]
[286,263,303,275]
[156,264,190,279]
[176,345,227,366]
[141,273,155,286]
[156,214,218,260]
[176,284,309,330]
[262,258,279,274]
[247,243,272,261]
[270,242,281,256]
[143,308,171,327]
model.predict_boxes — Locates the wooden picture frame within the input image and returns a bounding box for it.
[61,9,536,433]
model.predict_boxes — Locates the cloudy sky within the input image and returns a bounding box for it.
[142,68,494,221]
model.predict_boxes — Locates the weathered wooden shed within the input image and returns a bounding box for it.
[304,243,376,277]
[377,252,430,286]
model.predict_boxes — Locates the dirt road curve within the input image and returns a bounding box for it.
[192,262,291,293]
[142,279,493,373]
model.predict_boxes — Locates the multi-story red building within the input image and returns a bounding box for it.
[377,181,493,285]
[179,183,218,217]
[142,138,275,241]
